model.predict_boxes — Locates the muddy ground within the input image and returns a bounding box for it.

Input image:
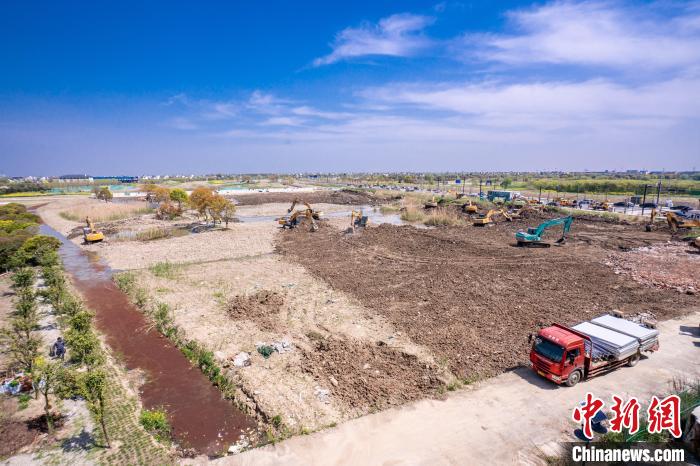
[232,189,388,206]
[276,217,698,379]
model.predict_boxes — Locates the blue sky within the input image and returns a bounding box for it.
[1,0,699,175]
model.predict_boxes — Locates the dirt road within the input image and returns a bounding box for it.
[215,312,699,465]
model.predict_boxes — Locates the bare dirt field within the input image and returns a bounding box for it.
[276,216,698,379]
[34,194,700,447]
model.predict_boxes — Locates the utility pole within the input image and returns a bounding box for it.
[479,178,483,199]
[655,181,661,207]
[641,184,649,216]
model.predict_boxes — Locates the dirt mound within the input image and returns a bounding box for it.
[227,290,285,331]
[233,189,382,206]
[605,243,700,294]
[301,337,444,413]
[278,222,696,379]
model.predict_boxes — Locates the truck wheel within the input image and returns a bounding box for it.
[566,370,582,387]
[627,354,640,367]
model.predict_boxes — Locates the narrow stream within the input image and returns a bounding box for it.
[39,223,256,456]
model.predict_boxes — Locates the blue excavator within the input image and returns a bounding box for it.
[515,216,573,247]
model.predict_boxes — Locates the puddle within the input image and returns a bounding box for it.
[237,205,406,226]
[39,223,256,456]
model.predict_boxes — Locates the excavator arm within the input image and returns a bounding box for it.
[516,216,573,247]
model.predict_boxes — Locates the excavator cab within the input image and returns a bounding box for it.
[83,217,105,243]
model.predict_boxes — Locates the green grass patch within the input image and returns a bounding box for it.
[149,261,179,279]
[139,409,171,442]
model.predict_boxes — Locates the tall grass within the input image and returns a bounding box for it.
[60,202,152,222]
[424,208,465,226]
[400,207,427,222]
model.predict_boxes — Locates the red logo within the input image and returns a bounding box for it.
[572,392,604,439]
[647,395,681,438]
[609,395,640,434]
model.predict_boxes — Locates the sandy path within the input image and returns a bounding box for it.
[215,312,700,465]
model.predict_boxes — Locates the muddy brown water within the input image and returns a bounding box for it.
[40,223,256,456]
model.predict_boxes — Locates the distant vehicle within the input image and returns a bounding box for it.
[547,201,558,206]
[613,201,634,207]
[641,202,657,209]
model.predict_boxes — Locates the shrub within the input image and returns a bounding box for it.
[139,409,171,440]
[11,268,35,290]
[13,235,61,267]
[114,272,136,294]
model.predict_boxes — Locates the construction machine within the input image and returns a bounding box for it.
[515,216,573,247]
[83,217,105,243]
[592,201,612,211]
[424,197,439,209]
[277,199,320,232]
[666,211,700,232]
[473,209,511,226]
[462,200,478,214]
[350,210,369,231]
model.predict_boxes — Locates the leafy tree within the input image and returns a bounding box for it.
[501,177,513,189]
[190,187,215,221]
[169,188,188,210]
[207,194,234,225]
[11,268,35,290]
[96,187,113,202]
[0,326,41,373]
[151,186,171,203]
[81,369,111,447]
[31,356,65,433]
[221,200,237,228]
[12,235,61,268]
[64,311,103,367]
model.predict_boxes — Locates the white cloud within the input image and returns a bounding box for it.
[361,76,700,132]
[313,13,434,66]
[261,116,305,126]
[461,1,700,70]
[291,106,352,120]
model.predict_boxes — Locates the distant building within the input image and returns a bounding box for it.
[57,174,93,183]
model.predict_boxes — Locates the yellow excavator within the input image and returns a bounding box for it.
[350,210,369,231]
[462,200,478,214]
[83,217,105,243]
[665,211,700,232]
[473,209,511,226]
[277,199,321,232]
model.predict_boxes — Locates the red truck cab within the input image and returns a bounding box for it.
[530,324,587,386]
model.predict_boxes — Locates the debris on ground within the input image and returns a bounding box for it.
[605,242,700,294]
[271,339,293,354]
[232,352,251,367]
[254,340,294,359]
[314,386,331,403]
